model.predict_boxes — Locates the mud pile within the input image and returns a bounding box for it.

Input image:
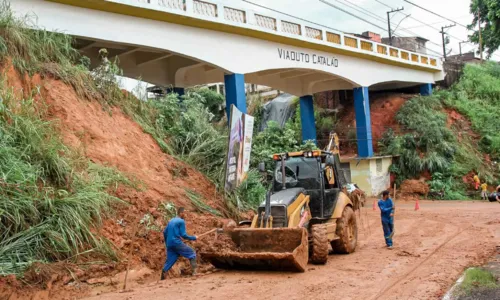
[197,234,240,254]
[401,180,430,196]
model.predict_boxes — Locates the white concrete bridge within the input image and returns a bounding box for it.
[11,0,445,157]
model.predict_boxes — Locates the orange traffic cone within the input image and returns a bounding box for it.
[414,198,420,211]
[373,199,377,211]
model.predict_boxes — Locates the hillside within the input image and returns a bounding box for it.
[0,6,242,299]
[375,64,500,199]
[1,56,233,296]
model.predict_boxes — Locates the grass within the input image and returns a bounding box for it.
[0,80,131,276]
[0,1,125,103]
[0,3,136,275]
[442,62,500,162]
[185,189,222,217]
[379,65,499,199]
[458,268,498,296]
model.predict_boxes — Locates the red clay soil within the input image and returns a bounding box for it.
[400,179,430,196]
[86,201,500,300]
[337,93,413,155]
[43,80,233,266]
[445,108,480,142]
[0,63,236,299]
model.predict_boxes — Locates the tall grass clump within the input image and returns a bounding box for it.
[442,62,500,162]
[0,82,130,276]
[0,1,127,103]
[152,91,228,180]
[0,2,133,275]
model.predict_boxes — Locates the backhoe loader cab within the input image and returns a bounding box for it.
[202,149,358,272]
[271,150,347,220]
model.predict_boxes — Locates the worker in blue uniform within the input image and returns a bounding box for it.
[161,207,197,280]
[378,190,395,249]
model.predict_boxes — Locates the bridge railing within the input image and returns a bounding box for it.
[116,0,441,70]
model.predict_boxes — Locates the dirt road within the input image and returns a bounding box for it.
[87,201,500,300]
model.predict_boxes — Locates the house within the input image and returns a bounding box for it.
[340,155,393,197]
[381,36,429,55]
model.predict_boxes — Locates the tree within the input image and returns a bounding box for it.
[469,0,500,58]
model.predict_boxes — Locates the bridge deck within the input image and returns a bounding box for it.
[48,0,442,73]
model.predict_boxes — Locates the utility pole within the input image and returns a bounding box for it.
[387,7,404,46]
[440,24,456,60]
[459,41,468,56]
[477,11,483,62]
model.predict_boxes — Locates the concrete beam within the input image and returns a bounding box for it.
[137,53,174,67]
[280,70,316,79]
[78,41,98,51]
[110,47,141,60]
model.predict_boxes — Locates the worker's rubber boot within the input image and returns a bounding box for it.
[160,271,167,281]
[190,258,197,276]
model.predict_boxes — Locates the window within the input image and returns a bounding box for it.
[340,163,351,183]
[376,159,382,174]
[273,157,321,191]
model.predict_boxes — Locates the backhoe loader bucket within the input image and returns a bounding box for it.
[201,227,308,272]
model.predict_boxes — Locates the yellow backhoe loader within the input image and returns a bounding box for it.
[201,133,358,272]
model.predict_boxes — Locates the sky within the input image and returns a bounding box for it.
[123,0,494,92]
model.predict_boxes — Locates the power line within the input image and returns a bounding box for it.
[372,0,464,55]
[399,20,451,30]
[440,24,456,59]
[245,0,445,57]
[375,0,484,57]
[373,0,392,9]
[403,0,469,29]
[373,1,462,40]
[318,0,389,32]
[241,0,343,33]
[320,0,444,57]
[336,0,387,23]
[387,7,405,46]
[332,0,445,50]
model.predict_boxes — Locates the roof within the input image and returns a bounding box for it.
[340,155,396,162]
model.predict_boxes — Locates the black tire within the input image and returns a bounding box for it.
[331,206,358,254]
[488,193,498,202]
[310,224,328,264]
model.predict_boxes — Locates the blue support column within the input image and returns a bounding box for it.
[224,73,247,119]
[299,95,317,144]
[353,87,373,157]
[166,87,184,97]
[173,87,185,96]
[420,83,433,96]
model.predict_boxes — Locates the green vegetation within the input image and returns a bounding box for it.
[0,82,129,276]
[0,2,117,103]
[252,121,317,171]
[152,92,227,180]
[185,189,222,217]
[469,0,500,58]
[442,62,500,162]
[457,268,498,296]
[0,2,135,276]
[380,63,499,199]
